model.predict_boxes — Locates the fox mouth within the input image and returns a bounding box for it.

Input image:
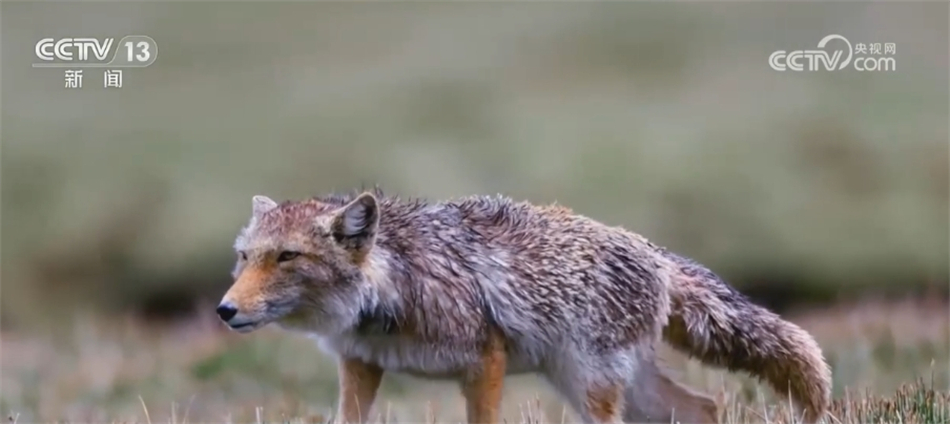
[226,321,262,333]
[221,305,295,334]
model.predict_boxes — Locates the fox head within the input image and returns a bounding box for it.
[217,192,381,334]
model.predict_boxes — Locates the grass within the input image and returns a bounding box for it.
[6,381,949,424]
[1,297,947,423]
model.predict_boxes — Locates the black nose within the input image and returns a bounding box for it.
[216,303,238,321]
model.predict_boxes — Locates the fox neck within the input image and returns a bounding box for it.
[359,245,394,291]
[350,245,402,331]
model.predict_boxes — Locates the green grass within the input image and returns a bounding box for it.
[2,298,947,423]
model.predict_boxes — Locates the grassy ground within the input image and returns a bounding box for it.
[1,297,947,423]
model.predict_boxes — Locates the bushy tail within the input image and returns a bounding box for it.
[658,250,832,423]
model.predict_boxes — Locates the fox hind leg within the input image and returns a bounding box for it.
[542,351,631,424]
[546,372,626,424]
[583,382,625,424]
[622,348,720,423]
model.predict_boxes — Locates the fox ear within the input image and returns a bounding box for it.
[252,195,278,218]
[330,192,379,254]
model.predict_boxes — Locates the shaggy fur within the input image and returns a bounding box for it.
[219,188,832,424]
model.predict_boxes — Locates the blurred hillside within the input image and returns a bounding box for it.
[1,2,947,331]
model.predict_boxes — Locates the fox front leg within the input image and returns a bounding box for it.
[460,329,508,424]
[335,357,384,424]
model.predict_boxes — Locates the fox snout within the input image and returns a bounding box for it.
[214,298,266,333]
[217,264,290,333]
[216,290,285,332]
[216,302,238,321]
[215,294,267,333]
[215,300,266,333]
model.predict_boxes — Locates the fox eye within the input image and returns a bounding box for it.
[238,251,247,261]
[277,251,300,262]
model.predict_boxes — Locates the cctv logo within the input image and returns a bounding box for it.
[769,34,852,72]
[769,34,896,72]
[32,35,157,68]
[35,38,114,62]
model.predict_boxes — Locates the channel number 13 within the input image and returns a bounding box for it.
[125,40,151,63]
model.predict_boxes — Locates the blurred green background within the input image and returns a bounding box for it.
[2,1,947,330]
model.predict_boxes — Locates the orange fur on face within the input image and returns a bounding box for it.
[224,262,279,311]
[460,328,507,424]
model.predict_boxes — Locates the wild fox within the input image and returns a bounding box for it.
[218,189,832,424]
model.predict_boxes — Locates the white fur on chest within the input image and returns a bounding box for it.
[313,333,479,379]
[310,332,544,379]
